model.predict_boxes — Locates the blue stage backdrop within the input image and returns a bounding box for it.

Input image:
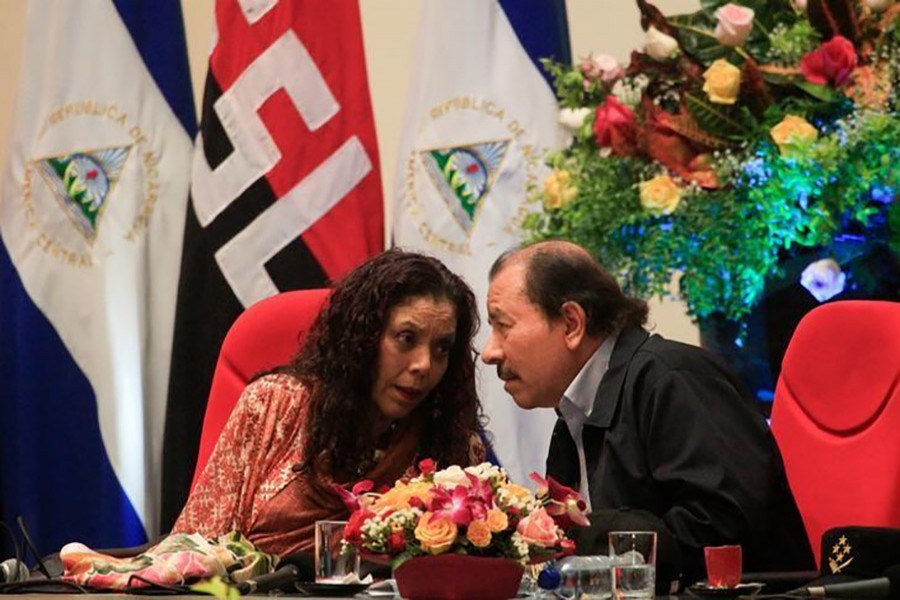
[0,0,195,558]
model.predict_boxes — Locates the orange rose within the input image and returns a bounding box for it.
[486,509,509,533]
[414,513,458,555]
[516,508,559,548]
[466,520,492,548]
[373,481,434,511]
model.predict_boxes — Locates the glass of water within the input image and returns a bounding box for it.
[608,531,656,599]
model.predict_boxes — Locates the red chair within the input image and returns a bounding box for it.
[191,289,330,489]
[770,300,900,567]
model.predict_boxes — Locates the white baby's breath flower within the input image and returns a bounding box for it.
[511,532,530,560]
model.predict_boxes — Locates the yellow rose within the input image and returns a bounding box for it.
[373,481,433,511]
[543,169,578,210]
[466,519,492,548]
[702,59,741,105]
[485,509,509,533]
[639,175,682,214]
[414,512,458,555]
[498,483,533,507]
[770,115,818,155]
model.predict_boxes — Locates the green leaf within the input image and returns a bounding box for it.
[685,93,753,140]
[794,80,842,102]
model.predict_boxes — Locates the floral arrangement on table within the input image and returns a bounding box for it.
[336,460,589,569]
[528,0,900,323]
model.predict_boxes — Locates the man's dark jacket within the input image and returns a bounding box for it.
[546,327,814,589]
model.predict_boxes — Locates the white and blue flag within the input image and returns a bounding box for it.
[0,0,195,554]
[392,0,571,485]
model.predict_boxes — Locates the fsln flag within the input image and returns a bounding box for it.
[161,0,384,530]
[393,0,571,485]
[0,0,195,554]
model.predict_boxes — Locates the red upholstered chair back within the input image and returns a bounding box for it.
[770,300,900,567]
[191,289,330,489]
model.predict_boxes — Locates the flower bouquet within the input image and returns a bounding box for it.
[337,460,588,600]
[528,0,899,326]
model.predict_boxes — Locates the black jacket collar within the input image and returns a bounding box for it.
[584,327,650,428]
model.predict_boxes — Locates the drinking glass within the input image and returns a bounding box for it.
[704,545,742,588]
[608,531,656,599]
[314,520,360,583]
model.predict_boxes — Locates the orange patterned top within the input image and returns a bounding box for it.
[171,372,435,555]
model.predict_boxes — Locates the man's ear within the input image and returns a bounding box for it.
[560,301,587,350]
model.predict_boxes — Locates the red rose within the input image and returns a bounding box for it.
[387,531,406,555]
[800,35,857,87]
[593,96,638,156]
[344,509,372,545]
[418,458,436,476]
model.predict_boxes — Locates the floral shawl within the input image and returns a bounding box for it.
[61,531,273,589]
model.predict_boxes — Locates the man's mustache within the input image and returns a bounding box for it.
[496,365,518,381]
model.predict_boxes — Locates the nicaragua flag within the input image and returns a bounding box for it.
[0,0,195,555]
[392,0,571,485]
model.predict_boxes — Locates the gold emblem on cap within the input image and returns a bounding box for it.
[828,534,854,574]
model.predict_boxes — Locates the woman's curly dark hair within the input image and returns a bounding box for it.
[291,249,483,479]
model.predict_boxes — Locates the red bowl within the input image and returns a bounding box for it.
[394,554,524,600]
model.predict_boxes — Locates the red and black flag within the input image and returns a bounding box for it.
[160,0,383,531]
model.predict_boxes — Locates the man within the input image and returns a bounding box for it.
[482,241,814,590]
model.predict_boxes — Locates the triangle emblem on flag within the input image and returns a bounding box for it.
[36,146,131,243]
[419,141,509,235]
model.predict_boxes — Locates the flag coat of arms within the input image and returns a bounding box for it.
[393,0,571,485]
[161,0,384,529]
[0,0,195,551]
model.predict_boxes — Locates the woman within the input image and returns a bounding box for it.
[171,248,485,556]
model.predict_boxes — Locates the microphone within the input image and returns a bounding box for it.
[803,564,900,599]
[236,564,301,595]
[0,558,30,584]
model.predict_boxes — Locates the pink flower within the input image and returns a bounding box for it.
[530,473,591,528]
[516,508,560,547]
[793,0,807,9]
[800,36,858,87]
[714,4,755,47]
[333,480,374,512]
[580,53,624,83]
[431,485,475,526]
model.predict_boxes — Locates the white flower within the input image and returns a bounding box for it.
[433,465,470,488]
[645,26,680,61]
[558,107,592,132]
[800,258,846,302]
[865,0,893,12]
